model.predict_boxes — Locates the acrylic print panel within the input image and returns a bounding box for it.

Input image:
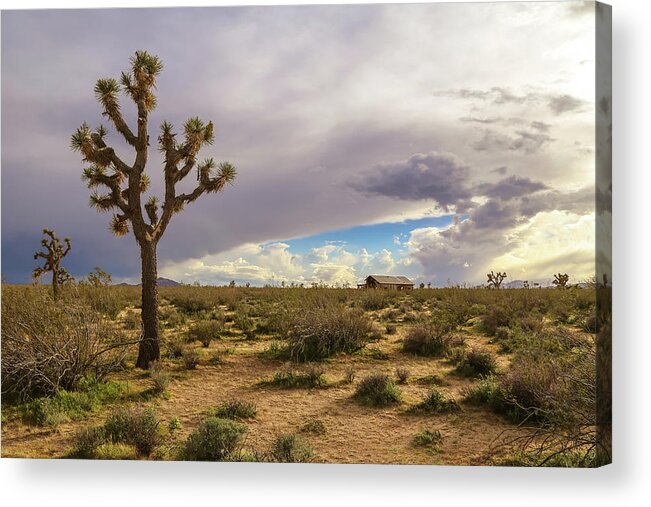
[0,1,611,466]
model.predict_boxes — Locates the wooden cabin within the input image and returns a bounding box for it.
[358,275,414,290]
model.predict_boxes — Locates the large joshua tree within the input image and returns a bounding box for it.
[72,51,236,368]
[33,228,72,300]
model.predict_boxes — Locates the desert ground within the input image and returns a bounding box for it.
[1,284,600,466]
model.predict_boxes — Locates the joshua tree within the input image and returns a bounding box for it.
[33,229,72,299]
[552,273,570,289]
[486,270,507,289]
[72,51,236,368]
[87,266,112,287]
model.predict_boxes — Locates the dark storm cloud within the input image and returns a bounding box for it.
[351,152,473,209]
[474,175,547,201]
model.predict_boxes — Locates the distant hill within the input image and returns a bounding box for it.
[115,277,181,287]
[157,277,180,286]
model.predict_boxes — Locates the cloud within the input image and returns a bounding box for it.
[548,94,585,115]
[1,4,598,285]
[435,87,587,116]
[351,152,473,209]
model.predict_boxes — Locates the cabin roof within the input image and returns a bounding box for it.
[366,275,414,285]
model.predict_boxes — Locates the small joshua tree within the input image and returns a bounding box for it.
[33,229,72,299]
[72,51,236,368]
[87,266,112,287]
[486,270,507,289]
[552,273,570,289]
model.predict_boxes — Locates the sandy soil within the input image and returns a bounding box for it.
[1,316,526,465]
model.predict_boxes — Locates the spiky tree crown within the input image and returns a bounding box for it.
[486,270,507,288]
[33,229,72,279]
[72,50,236,244]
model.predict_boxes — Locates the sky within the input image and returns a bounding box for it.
[1,2,606,287]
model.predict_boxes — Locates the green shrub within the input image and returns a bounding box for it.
[181,347,200,370]
[71,426,107,458]
[463,375,510,414]
[210,399,257,420]
[354,373,401,406]
[103,406,161,457]
[169,294,214,315]
[412,429,443,448]
[411,388,459,413]
[160,307,186,329]
[165,335,186,359]
[21,377,124,427]
[402,321,460,357]
[94,442,138,460]
[395,367,410,384]
[123,309,140,330]
[300,417,327,435]
[263,363,327,389]
[149,361,171,395]
[234,313,256,339]
[285,304,373,361]
[453,348,497,377]
[1,287,128,399]
[269,433,313,463]
[360,291,390,311]
[181,417,246,461]
[481,306,514,336]
[188,320,224,347]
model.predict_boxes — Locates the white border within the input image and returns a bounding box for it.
[1,0,649,505]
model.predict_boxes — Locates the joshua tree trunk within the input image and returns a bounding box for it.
[52,268,60,300]
[136,240,160,368]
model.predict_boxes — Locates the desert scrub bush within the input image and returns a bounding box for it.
[498,449,598,468]
[480,305,515,336]
[77,284,139,320]
[410,388,459,413]
[164,334,186,359]
[103,406,162,457]
[384,309,401,322]
[187,320,224,347]
[453,348,497,377]
[123,309,140,330]
[209,399,257,420]
[71,426,108,458]
[344,365,356,384]
[462,375,511,414]
[160,307,186,329]
[262,363,327,389]
[1,287,129,399]
[168,293,214,316]
[20,376,125,427]
[354,373,401,406]
[149,361,171,395]
[181,417,246,461]
[233,313,256,339]
[285,303,374,361]
[181,347,200,370]
[301,417,327,435]
[269,433,313,463]
[412,428,443,448]
[359,291,390,311]
[402,320,461,357]
[395,367,411,384]
[94,442,139,460]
